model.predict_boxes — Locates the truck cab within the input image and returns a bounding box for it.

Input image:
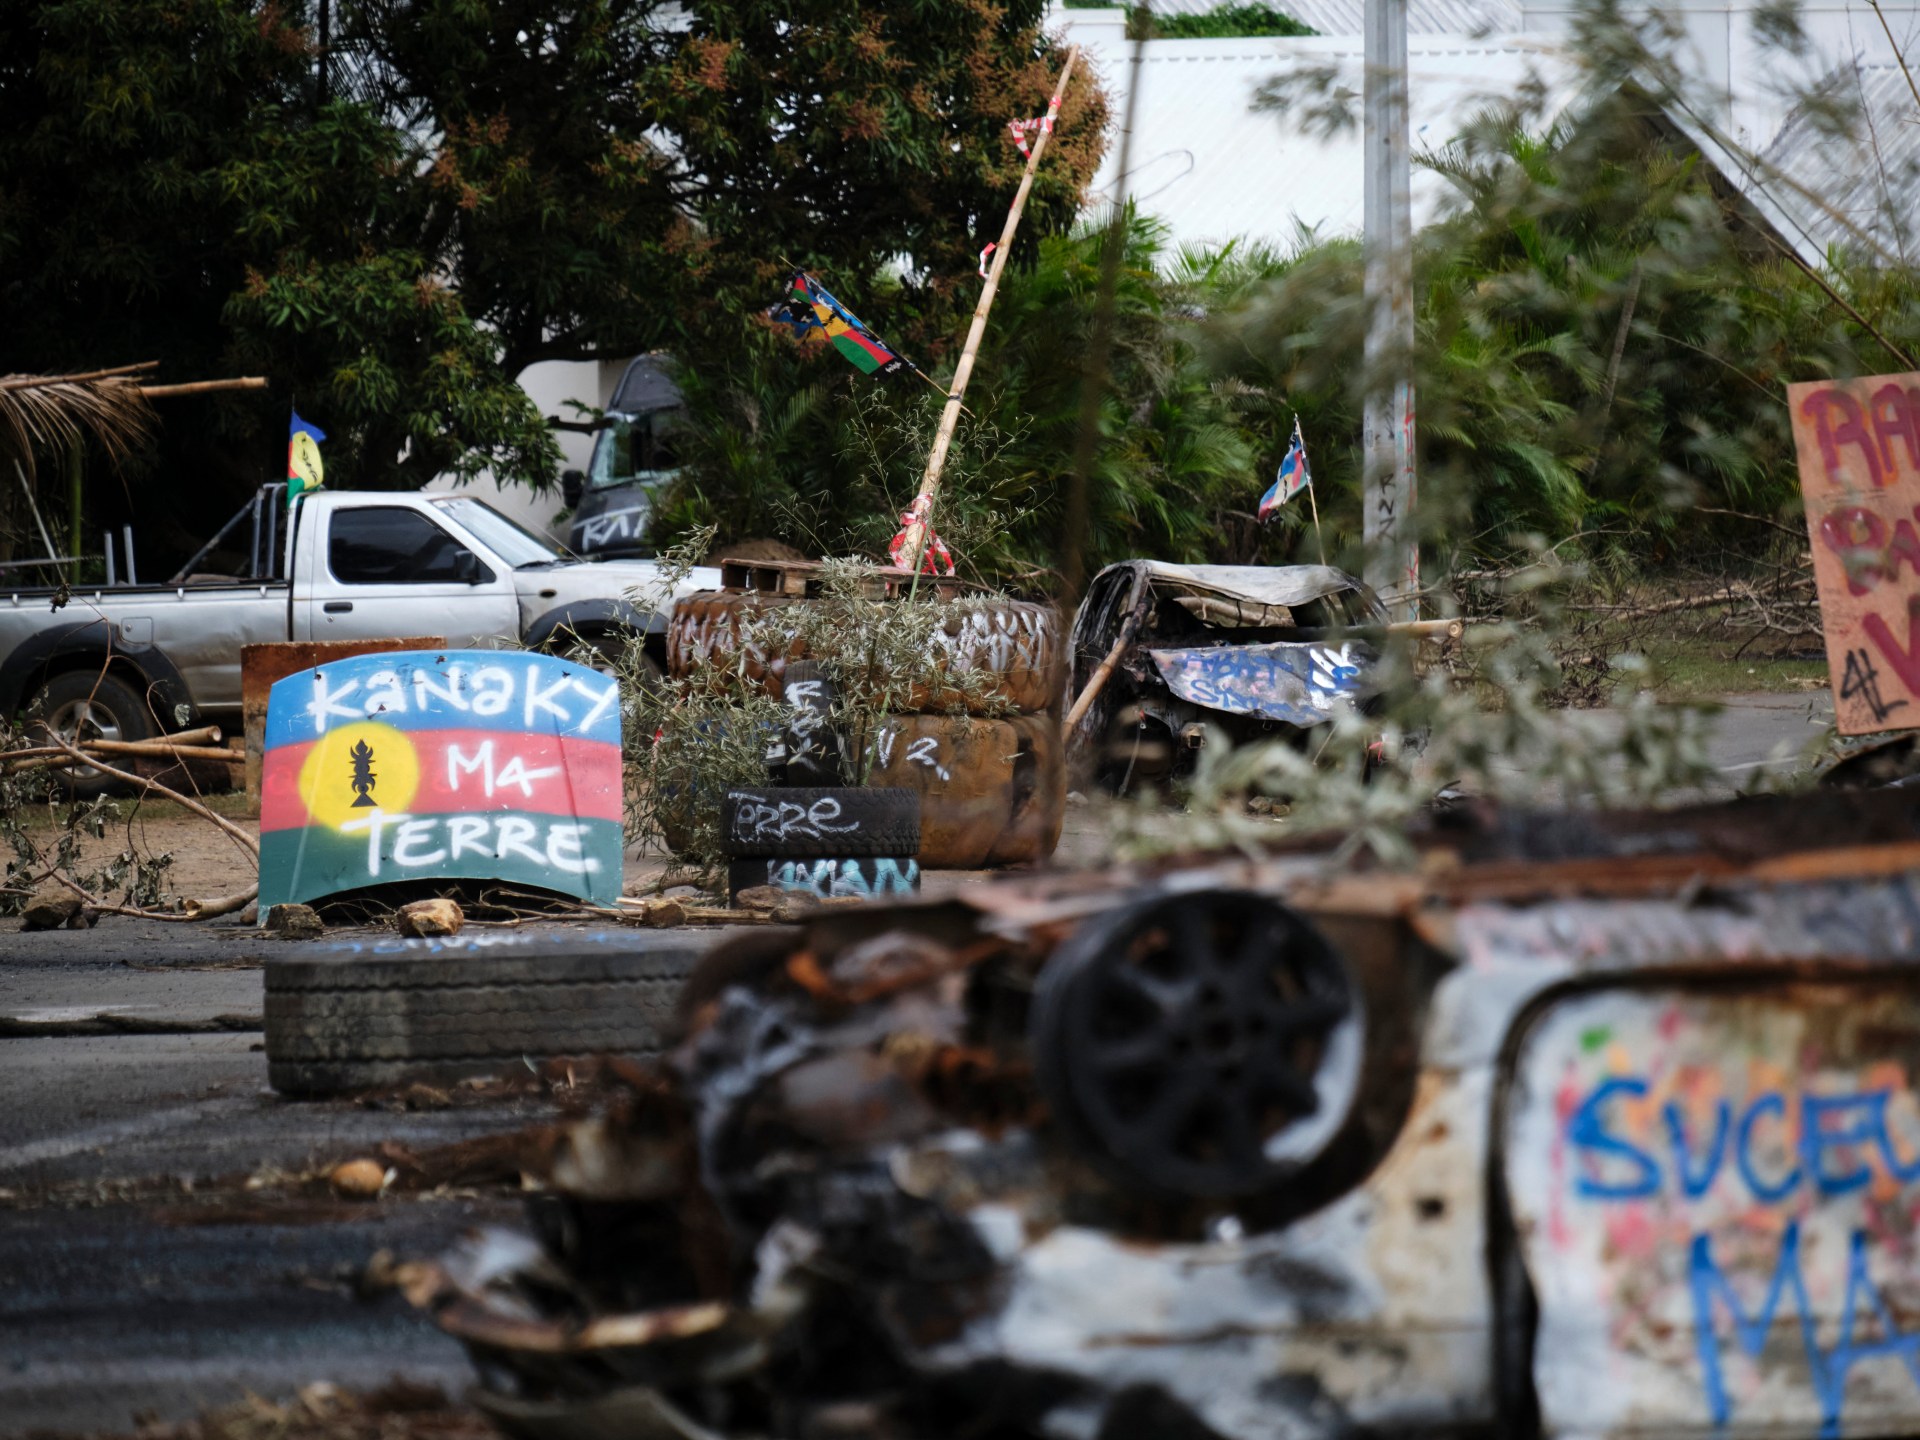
[561,355,686,559]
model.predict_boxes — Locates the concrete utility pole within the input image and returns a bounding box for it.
[1362,0,1418,622]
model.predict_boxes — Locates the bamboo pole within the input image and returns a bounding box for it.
[42,734,259,856]
[138,377,268,399]
[896,47,1079,572]
[6,742,237,773]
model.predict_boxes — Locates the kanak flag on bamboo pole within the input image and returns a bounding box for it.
[1258,420,1311,519]
[772,272,913,379]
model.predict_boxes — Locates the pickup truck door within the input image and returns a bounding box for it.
[294,502,520,647]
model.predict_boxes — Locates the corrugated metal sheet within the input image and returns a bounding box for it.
[1756,63,1920,262]
[1061,28,1582,248]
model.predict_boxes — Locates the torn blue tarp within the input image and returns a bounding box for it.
[1145,641,1366,726]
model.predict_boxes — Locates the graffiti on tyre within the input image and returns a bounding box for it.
[724,790,861,844]
[738,856,920,899]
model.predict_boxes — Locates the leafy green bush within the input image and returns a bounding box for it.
[1135,4,1317,39]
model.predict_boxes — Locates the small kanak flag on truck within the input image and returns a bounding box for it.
[287,412,326,507]
[1258,419,1311,520]
[773,271,911,379]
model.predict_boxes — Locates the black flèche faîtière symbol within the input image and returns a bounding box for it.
[348,739,378,808]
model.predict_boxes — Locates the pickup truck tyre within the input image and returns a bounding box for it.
[263,932,704,1095]
[27,671,156,798]
[719,785,921,858]
[543,622,662,688]
[668,593,1059,715]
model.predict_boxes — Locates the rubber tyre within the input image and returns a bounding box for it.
[727,855,920,901]
[264,931,703,1095]
[667,592,1059,715]
[719,785,921,858]
[780,660,842,785]
[26,670,157,799]
[864,713,1064,867]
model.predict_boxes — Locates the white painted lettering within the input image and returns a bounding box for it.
[363,668,407,716]
[447,815,491,859]
[447,740,494,795]
[495,753,561,797]
[411,664,470,713]
[545,823,599,874]
[570,676,619,732]
[494,815,544,866]
[339,809,405,876]
[393,817,447,868]
[524,664,573,726]
[470,666,513,716]
[308,676,362,734]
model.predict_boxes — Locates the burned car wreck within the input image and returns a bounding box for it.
[403,787,1920,1440]
[1066,562,1388,791]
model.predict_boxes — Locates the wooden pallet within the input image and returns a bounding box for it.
[715,557,981,601]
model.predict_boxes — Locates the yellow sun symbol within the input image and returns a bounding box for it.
[297,721,420,830]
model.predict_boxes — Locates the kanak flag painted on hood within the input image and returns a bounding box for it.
[258,650,624,909]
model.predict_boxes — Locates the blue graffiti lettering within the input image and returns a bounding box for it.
[1736,1092,1802,1203]
[1568,1079,1913,1207]
[1804,1092,1884,1196]
[1664,1098,1731,1200]
[1691,1224,1920,1435]
[760,857,921,901]
[1568,1076,1661,1199]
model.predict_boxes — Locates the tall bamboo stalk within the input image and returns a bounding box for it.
[895,46,1079,572]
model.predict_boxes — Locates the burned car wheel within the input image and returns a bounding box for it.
[1032,888,1363,1198]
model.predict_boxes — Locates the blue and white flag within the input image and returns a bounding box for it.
[1258,420,1311,520]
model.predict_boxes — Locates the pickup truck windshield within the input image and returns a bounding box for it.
[588,407,684,493]
[432,496,572,568]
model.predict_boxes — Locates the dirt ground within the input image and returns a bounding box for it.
[19,793,1071,913]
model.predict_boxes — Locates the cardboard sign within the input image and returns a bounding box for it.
[259,650,623,908]
[1792,372,1920,734]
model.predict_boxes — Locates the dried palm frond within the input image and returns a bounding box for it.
[0,363,159,476]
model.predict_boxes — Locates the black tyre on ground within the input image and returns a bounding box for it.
[719,784,922,858]
[25,670,156,799]
[264,931,705,1095]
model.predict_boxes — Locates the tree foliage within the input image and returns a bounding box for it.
[0,0,1102,565]
[659,210,1281,593]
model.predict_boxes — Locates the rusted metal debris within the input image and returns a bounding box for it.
[1067,561,1389,791]
[405,788,1920,1439]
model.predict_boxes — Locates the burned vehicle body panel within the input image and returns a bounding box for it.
[1069,561,1386,788]
[410,791,1920,1439]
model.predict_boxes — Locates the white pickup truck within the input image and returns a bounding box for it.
[0,486,717,765]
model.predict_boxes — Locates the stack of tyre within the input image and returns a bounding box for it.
[667,590,1065,870]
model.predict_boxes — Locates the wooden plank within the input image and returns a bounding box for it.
[240,637,444,802]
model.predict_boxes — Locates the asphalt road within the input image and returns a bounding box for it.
[0,913,688,1435]
[0,689,1842,1434]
